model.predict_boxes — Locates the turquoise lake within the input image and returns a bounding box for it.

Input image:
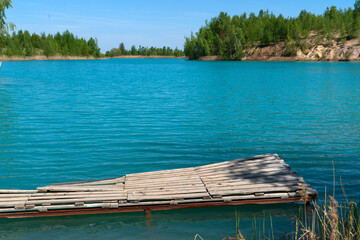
[0,59,359,239]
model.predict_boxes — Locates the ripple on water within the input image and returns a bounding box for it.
[0,60,359,239]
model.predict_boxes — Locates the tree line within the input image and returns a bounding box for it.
[184,1,360,60]
[105,42,184,57]
[0,30,101,58]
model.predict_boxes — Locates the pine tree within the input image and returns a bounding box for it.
[119,42,125,55]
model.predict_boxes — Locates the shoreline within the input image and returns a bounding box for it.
[1,55,359,62]
[0,55,186,61]
[199,55,360,62]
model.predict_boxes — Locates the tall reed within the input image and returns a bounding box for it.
[228,193,360,240]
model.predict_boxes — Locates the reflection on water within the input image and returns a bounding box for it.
[0,204,301,240]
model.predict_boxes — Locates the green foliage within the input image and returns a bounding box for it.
[105,43,184,57]
[119,42,126,55]
[184,4,360,60]
[0,30,101,58]
[0,0,15,35]
[345,50,352,60]
[130,45,138,55]
[43,39,56,57]
[355,0,360,16]
[283,42,298,57]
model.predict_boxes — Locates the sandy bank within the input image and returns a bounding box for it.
[0,55,186,61]
[0,56,100,61]
[109,55,186,59]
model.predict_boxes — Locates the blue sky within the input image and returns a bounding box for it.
[6,0,356,52]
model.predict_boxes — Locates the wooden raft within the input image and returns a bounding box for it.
[0,154,317,218]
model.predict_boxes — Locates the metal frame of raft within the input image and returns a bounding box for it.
[0,154,317,219]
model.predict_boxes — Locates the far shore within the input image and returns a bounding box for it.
[199,55,360,62]
[0,55,186,61]
[1,54,359,62]
[110,55,186,59]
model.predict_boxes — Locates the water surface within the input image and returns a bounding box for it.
[0,59,359,239]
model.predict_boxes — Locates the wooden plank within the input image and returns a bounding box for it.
[42,184,124,190]
[206,185,310,194]
[200,174,302,182]
[207,186,305,196]
[205,182,309,190]
[125,179,204,186]
[126,168,195,178]
[29,191,126,197]
[126,173,198,180]
[198,171,299,182]
[26,195,127,205]
[125,181,205,189]
[126,173,199,181]
[37,186,123,192]
[50,177,126,186]
[196,159,285,173]
[197,154,274,168]
[126,168,194,177]
[202,176,303,186]
[197,166,292,179]
[222,192,298,201]
[124,176,201,185]
[29,193,127,201]
[0,194,32,198]
[126,185,206,193]
[0,197,29,202]
[0,201,26,207]
[125,186,205,192]
[196,161,289,175]
[126,186,206,192]
[0,190,38,194]
[127,192,210,201]
[126,188,208,196]
[195,155,276,170]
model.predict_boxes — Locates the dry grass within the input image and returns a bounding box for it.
[220,195,359,240]
[196,167,359,240]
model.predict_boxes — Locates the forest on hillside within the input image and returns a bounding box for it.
[184,1,360,60]
[105,43,184,57]
[0,30,101,58]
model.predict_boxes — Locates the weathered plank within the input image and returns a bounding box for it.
[0,153,317,218]
[29,193,127,201]
[0,201,27,207]
[195,155,277,170]
[26,195,127,205]
[204,182,309,190]
[196,159,285,173]
[202,176,303,186]
[198,171,298,182]
[126,168,195,179]
[126,188,208,196]
[49,177,125,186]
[37,185,123,192]
[127,192,210,201]
[207,186,306,196]
[0,194,32,198]
[0,190,38,194]
[196,162,289,175]
[125,176,201,185]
